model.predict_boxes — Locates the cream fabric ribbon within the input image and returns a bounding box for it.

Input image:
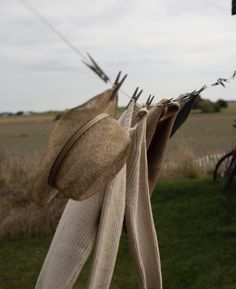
[85,101,135,289]
[125,109,162,289]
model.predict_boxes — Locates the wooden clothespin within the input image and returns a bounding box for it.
[145,94,155,109]
[125,87,143,109]
[82,53,110,83]
[111,71,128,98]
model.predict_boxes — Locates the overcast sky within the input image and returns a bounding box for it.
[0,0,235,112]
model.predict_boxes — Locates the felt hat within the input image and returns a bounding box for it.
[32,88,131,206]
[146,102,167,149]
[170,92,199,137]
[147,101,180,193]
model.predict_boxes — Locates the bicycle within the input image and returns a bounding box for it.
[213,120,236,191]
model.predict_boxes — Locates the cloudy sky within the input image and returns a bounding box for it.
[0,0,235,112]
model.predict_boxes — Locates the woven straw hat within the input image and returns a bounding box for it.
[32,88,131,206]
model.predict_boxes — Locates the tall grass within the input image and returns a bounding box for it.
[0,147,216,240]
[160,146,206,180]
[0,152,66,240]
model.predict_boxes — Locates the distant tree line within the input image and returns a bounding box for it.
[193,97,228,113]
[0,110,62,118]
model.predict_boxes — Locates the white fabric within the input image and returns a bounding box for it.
[85,102,135,289]
[125,111,162,289]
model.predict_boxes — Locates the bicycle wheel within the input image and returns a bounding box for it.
[224,154,236,191]
[213,151,233,182]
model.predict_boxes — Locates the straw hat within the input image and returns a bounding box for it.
[32,88,131,206]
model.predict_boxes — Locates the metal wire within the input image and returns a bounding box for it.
[16,0,236,105]
[18,0,88,62]
[17,0,133,100]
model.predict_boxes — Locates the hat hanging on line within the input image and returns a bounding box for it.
[147,101,180,194]
[170,86,207,137]
[32,84,131,206]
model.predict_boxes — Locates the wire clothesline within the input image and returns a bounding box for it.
[17,0,133,100]
[18,0,89,63]
[17,0,235,106]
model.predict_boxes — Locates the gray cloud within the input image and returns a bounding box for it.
[0,0,235,112]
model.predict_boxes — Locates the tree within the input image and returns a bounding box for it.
[199,100,221,113]
[217,99,228,108]
[15,111,24,116]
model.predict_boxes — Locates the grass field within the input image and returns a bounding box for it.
[0,108,235,158]
[1,178,236,289]
[0,115,54,155]
[167,109,236,160]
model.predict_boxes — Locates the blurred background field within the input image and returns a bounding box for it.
[0,106,235,157]
[0,106,235,241]
[0,106,236,289]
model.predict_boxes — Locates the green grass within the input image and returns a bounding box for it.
[1,177,236,289]
[154,178,236,289]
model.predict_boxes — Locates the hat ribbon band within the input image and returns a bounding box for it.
[48,113,110,187]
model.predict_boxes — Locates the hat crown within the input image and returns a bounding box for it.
[63,89,117,122]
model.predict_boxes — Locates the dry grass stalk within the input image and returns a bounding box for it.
[159,147,206,180]
[0,152,66,240]
[0,146,219,239]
